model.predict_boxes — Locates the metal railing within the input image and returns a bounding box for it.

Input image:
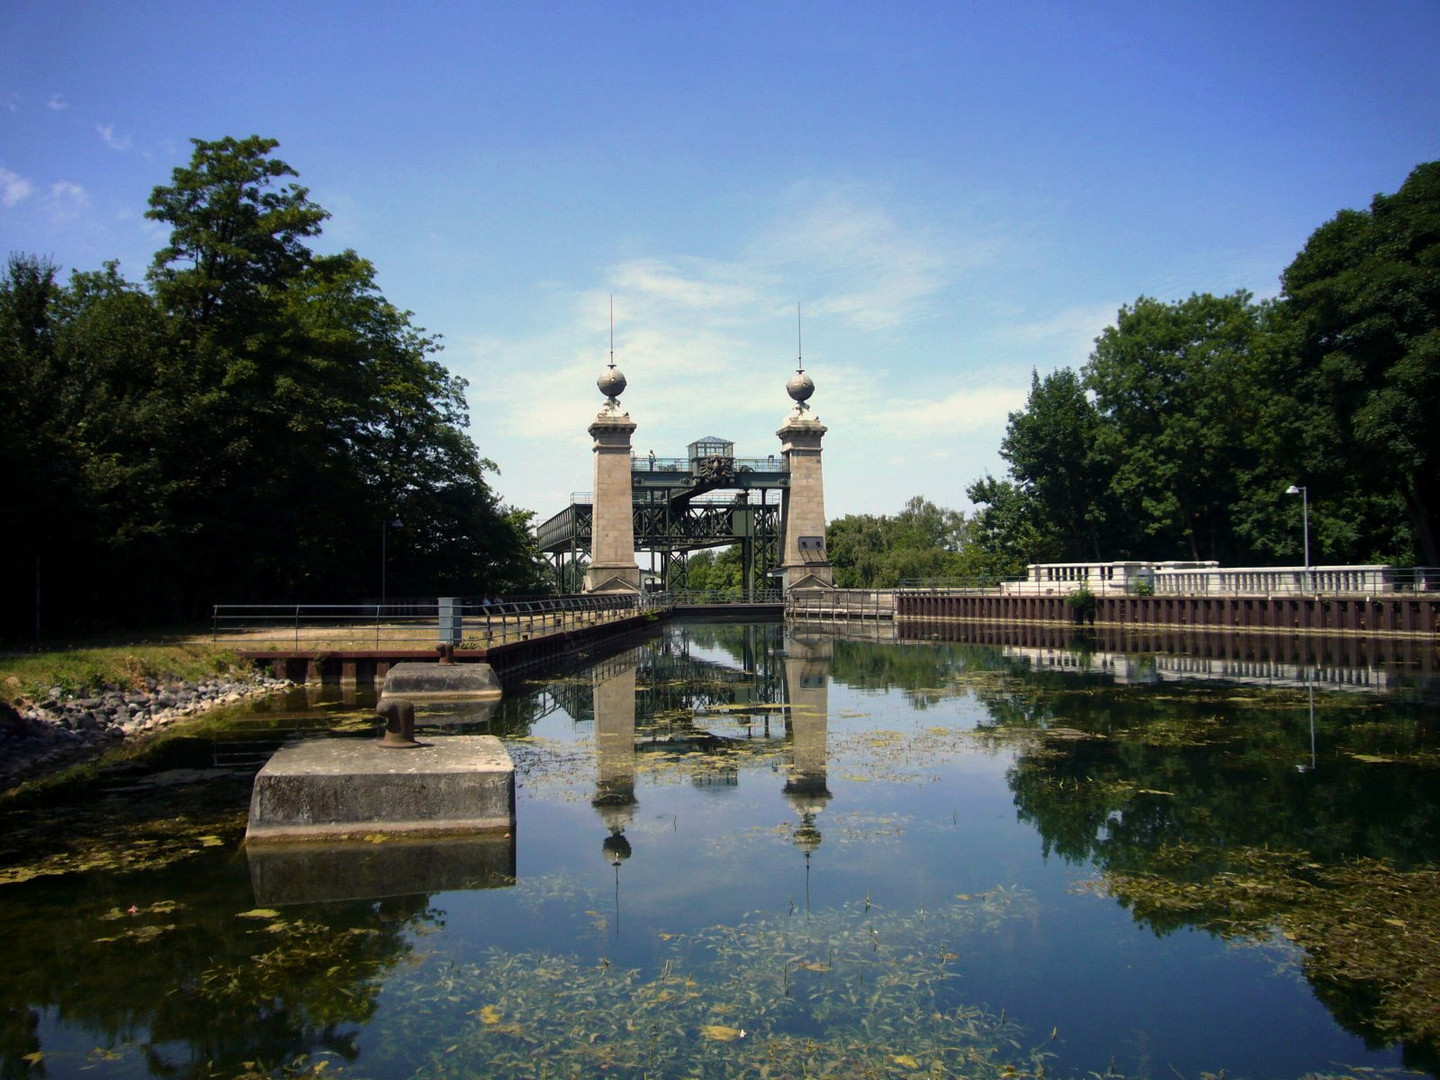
[898,566,1440,598]
[663,589,784,606]
[212,594,669,650]
[785,589,896,618]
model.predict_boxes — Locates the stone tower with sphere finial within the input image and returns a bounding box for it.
[584,307,641,593]
[776,318,834,591]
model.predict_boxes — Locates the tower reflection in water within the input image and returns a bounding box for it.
[587,625,834,925]
[591,657,637,936]
[782,629,832,909]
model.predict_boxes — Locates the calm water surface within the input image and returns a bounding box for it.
[1,620,1437,1079]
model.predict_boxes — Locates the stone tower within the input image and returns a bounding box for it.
[584,359,641,593]
[777,364,834,591]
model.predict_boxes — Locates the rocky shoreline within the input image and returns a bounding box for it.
[0,673,294,792]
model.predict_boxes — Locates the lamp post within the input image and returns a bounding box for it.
[1286,485,1310,592]
[381,516,402,612]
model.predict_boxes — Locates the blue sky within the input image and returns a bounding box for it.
[4,1,1438,524]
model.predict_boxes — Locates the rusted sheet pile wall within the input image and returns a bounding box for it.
[896,593,1440,636]
[898,619,1438,677]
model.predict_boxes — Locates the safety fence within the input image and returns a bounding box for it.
[784,589,896,619]
[212,594,667,651]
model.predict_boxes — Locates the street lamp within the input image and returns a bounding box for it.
[1286,485,1310,592]
[381,516,402,612]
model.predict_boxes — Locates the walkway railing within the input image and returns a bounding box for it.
[785,589,896,618]
[664,589,784,606]
[900,566,1440,598]
[212,594,668,651]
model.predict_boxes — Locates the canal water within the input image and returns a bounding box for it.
[1,619,1437,1080]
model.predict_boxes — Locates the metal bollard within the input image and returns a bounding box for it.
[377,697,420,748]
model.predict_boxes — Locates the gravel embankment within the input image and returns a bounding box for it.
[0,673,294,791]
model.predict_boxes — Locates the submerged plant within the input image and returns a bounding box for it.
[374,888,1048,1079]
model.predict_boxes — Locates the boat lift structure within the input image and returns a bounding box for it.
[535,435,788,593]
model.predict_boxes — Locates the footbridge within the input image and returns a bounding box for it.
[535,353,835,596]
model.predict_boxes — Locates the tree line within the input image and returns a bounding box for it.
[828,160,1439,586]
[2,136,548,641]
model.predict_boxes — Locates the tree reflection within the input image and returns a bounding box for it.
[972,667,1440,1068]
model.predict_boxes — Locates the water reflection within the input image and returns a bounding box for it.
[248,834,516,905]
[0,623,1436,1078]
[782,629,832,905]
[584,626,836,887]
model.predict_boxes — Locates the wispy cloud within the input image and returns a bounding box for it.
[47,180,89,220]
[47,94,68,111]
[886,385,1026,436]
[608,257,762,313]
[991,301,1119,371]
[3,93,19,113]
[750,188,958,332]
[1,166,35,207]
[97,123,132,151]
[450,183,1025,518]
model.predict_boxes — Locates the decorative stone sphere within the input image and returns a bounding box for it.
[787,369,815,404]
[598,364,627,400]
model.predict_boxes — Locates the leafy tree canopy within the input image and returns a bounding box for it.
[1,136,548,641]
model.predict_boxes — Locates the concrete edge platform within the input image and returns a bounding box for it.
[382,661,503,700]
[246,735,515,844]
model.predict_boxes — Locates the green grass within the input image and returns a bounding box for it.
[0,641,256,704]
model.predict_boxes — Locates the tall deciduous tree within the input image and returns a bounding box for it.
[998,368,1114,560]
[1280,160,1440,565]
[1083,291,1275,562]
[1,136,550,639]
[146,135,328,328]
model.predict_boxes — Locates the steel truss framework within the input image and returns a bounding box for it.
[536,439,787,593]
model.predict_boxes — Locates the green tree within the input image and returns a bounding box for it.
[1280,160,1440,565]
[0,255,75,638]
[139,136,545,610]
[1,135,551,638]
[961,476,1052,579]
[1083,291,1276,562]
[679,548,744,592]
[826,496,970,587]
[146,135,328,328]
[999,368,1115,560]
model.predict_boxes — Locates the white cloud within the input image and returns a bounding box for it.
[448,183,1029,519]
[748,189,957,332]
[47,94,68,111]
[886,385,1026,436]
[608,257,761,313]
[1,166,35,207]
[47,180,89,219]
[97,123,132,151]
[991,301,1120,371]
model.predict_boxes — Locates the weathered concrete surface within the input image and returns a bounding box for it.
[382,661,502,700]
[246,735,515,843]
[247,832,516,904]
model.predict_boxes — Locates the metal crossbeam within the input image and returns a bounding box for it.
[536,444,787,592]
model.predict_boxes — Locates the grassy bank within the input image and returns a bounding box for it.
[0,641,256,704]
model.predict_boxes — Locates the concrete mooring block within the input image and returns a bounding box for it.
[246,735,515,844]
[383,661,502,700]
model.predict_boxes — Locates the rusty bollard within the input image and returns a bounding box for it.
[377,697,420,748]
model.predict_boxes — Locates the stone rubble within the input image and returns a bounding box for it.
[0,673,294,792]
